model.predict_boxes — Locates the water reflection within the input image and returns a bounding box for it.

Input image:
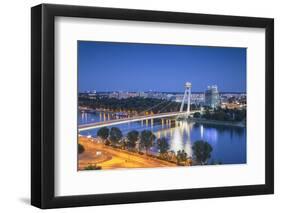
[170,128,183,152]
[79,111,246,165]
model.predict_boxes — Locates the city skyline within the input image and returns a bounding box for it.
[78,41,247,170]
[78,41,246,93]
[80,89,246,94]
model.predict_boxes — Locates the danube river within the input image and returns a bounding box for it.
[79,111,246,165]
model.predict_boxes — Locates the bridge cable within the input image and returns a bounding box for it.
[138,100,169,115]
[158,101,175,113]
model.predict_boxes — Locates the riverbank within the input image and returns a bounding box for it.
[78,137,176,170]
[184,117,246,127]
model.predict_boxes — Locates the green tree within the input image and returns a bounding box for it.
[84,164,101,170]
[157,137,169,156]
[193,112,201,118]
[176,150,188,165]
[127,130,139,150]
[97,127,109,142]
[140,130,156,154]
[120,138,128,149]
[213,111,226,121]
[192,140,213,165]
[78,143,85,154]
[204,109,211,119]
[109,127,123,145]
[79,96,184,116]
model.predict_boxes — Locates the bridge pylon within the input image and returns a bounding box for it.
[180,82,192,115]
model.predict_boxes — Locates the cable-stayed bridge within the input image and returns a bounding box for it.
[78,109,201,131]
[78,82,200,131]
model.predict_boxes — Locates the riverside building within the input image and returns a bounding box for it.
[205,85,220,108]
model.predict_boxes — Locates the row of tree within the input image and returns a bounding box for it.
[96,127,213,165]
[97,127,157,154]
[79,97,199,114]
[193,107,246,122]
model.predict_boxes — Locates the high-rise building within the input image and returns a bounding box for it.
[205,85,220,108]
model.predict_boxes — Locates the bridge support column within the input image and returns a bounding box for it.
[187,86,191,114]
[180,90,187,112]
[180,82,192,115]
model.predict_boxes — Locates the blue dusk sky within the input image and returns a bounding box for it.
[78,41,246,93]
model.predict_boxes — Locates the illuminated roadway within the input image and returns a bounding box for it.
[78,110,201,131]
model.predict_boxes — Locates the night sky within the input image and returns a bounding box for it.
[78,41,246,93]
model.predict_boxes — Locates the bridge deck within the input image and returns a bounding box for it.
[79,110,200,131]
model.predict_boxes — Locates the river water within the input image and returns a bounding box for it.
[79,111,246,165]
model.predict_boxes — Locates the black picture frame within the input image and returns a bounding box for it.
[31,3,274,209]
